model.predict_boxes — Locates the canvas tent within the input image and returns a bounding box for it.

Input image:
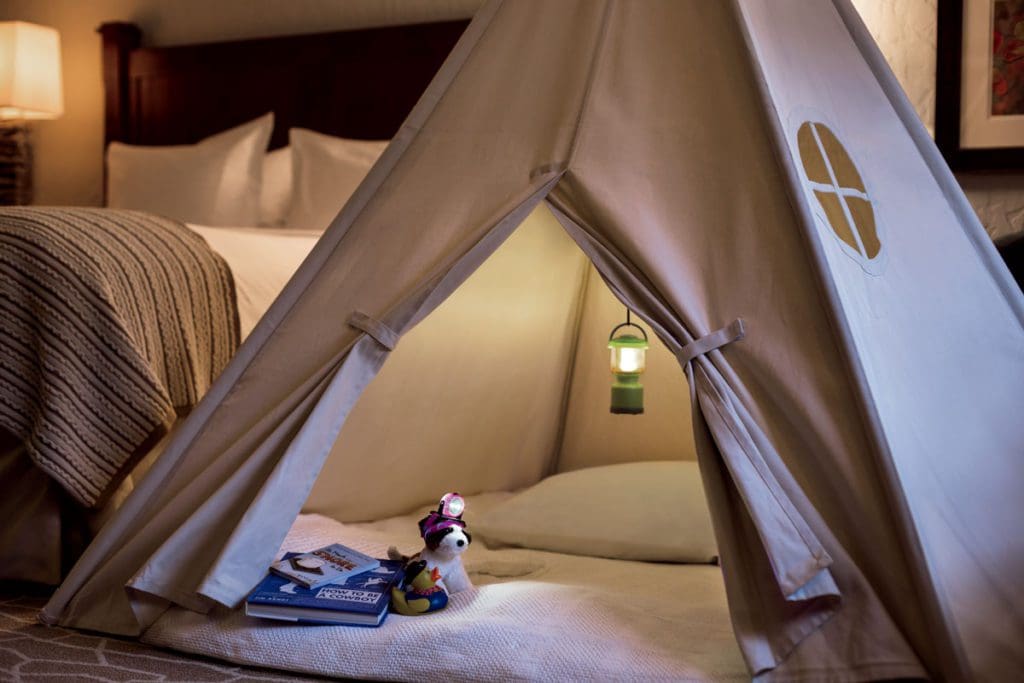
[42,0,1024,680]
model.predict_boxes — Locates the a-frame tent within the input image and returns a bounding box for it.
[42,0,1024,679]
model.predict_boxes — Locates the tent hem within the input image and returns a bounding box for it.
[129,580,212,615]
[748,597,838,676]
[756,660,925,683]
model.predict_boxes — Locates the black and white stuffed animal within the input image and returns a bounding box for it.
[388,492,473,594]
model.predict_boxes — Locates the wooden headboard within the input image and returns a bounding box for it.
[97,19,470,150]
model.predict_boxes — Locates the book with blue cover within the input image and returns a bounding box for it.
[247,556,405,626]
[268,542,380,589]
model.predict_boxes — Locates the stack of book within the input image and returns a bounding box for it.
[246,543,404,627]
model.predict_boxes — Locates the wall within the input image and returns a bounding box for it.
[851,0,1024,243]
[2,0,1022,240]
[0,0,483,206]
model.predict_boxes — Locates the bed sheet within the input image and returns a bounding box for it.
[142,495,747,682]
[187,224,320,338]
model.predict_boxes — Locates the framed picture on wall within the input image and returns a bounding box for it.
[936,0,1024,170]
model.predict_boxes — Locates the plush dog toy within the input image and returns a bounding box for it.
[388,492,473,595]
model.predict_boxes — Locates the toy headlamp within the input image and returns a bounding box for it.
[419,492,467,539]
[440,492,465,518]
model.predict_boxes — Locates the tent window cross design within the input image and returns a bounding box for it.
[797,121,881,262]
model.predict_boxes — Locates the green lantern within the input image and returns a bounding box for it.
[608,310,649,414]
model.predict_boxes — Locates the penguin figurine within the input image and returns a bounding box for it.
[390,560,449,615]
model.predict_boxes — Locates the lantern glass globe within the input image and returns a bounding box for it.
[608,335,648,374]
[612,345,645,373]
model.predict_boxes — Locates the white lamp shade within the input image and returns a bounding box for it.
[0,21,63,120]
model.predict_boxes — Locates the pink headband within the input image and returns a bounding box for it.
[420,511,465,539]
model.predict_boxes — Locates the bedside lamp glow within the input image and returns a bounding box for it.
[608,310,649,415]
[0,21,63,206]
[0,21,64,120]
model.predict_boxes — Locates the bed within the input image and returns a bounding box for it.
[0,18,468,585]
[143,493,748,682]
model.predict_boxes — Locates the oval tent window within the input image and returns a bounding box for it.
[796,121,881,264]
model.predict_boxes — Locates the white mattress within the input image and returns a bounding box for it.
[142,494,747,682]
[187,224,320,338]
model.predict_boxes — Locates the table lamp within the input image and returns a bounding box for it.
[0,21,64,205]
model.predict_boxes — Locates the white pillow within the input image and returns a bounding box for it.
[259,146,293,226]
[107,113,274,226]
[286,128,387,232]
[474,461,718,563]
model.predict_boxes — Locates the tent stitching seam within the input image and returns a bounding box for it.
[389,169,566,341]
[542,195,684,351]
[564,0,615,169]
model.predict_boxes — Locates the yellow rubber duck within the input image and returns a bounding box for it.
[390,560,449,615]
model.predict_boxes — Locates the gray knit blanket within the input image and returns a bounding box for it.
[0,208,239,507]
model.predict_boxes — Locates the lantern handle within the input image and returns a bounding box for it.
[609,309,649,342]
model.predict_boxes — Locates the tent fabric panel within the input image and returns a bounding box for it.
[191,335,390,606]
[834,2,1024,676]
[549,0,926,675]
[42,0,597,634]
[129,357,347,610]
[685,362,927,683]
[739,0,1024,677]
[58,335,351,632]
[304,205,590,522]
[546,180,920,679]
[38,0,507,634]
[133,0,614,614]
[543,191,836,676]
[831,0,1024,326]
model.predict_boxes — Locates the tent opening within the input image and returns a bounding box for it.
[235,201,743,677]
[303,201,700,524]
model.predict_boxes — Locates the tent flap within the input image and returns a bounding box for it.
[193,335,391,607]
[692,361,835,601]
[546,185,848,674]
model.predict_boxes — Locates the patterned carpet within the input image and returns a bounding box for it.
[0,587,323,682]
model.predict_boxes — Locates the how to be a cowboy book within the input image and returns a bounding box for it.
[268,543,380,589]
[249,555,404,626]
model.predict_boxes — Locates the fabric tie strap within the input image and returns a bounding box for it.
[677,318,745,366]
[529,162,566,180]
[347,311,400,351]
